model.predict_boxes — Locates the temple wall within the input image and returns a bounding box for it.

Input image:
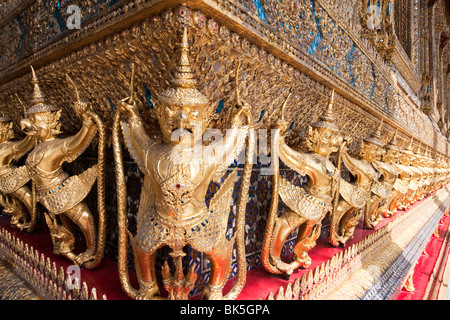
[0,0,449,298]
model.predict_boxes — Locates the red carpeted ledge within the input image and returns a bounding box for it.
[0,217,137,300]
[0,188,445,300]
[218,193,434,300]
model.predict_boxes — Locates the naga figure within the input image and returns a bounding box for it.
[362,121,396,229]
[0,114,36,231]
[329,122,381,246]
[262,89,342,276]
[20,67,106,269]
[112,28,254,300]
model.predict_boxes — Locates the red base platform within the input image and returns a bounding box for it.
[0,188,447,300]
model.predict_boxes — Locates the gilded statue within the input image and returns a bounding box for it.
[20,67,106,269]
[329,121,381,246]
[419,147,435,196]
[0,113,36,232]
[262,89,342,276]
[112,27,254,300]
[397,139,422,210]
[411,146,430,200]
[375,130,405,218]
[362,121,395,229]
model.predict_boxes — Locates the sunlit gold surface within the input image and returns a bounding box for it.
[19,67,106,269]
[0,116,36,232]
[112,27,254,300]
[0,0,448,301]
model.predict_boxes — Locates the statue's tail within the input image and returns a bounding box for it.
[260,127,283,275]
[84,111,106,269]
[112,109,138,299]
[224,111,255,300]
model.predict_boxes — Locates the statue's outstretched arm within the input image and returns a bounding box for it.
[341,146,360,175]
[119,98,154,171]
[209,105,250,181]
[278,135,308,175]
[61,102,97,164]
[8,135,34,163]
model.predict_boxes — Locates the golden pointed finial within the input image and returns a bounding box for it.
[329,89,335,104]
[280,88,293,122]
[405,136,414,150]
[375,119,383,135]
[15,93,26,116]
[66,74,81,102]
[322,89,336,121]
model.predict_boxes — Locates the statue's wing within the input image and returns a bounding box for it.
[279,177,330,220]
[339,179,369,209]
[209,168,238,231]
[0,165,30,194]
[39,165,98,214]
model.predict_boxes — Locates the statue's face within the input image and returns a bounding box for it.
[306,126,343,157]
[20,111,61,141]
[158,103,207,145]
[0,122,13,143]
[383,148,400,164]
[360,141,384,161]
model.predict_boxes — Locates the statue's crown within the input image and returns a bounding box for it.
[156,27,209,108]
[311,89,340,133]
[26,66,60,116]
[364,119,384,147]
[385,129,399,151]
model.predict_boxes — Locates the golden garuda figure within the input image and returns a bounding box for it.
[262,89,342,276]
[418,147,435,196]
[375,130,405,219]
[112,27,254,300]
[362,121,396,229]
[397,138,422,210]
[411,145,430,201]
[329,120,382,246]
[0,113,36,232]
[20,67,106,269]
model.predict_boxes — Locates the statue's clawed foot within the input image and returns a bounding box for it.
[271,256,300,276]
[295,251,312,269]
[136,287,161,300]
[74,249,95,266]
[202,285,224,300]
